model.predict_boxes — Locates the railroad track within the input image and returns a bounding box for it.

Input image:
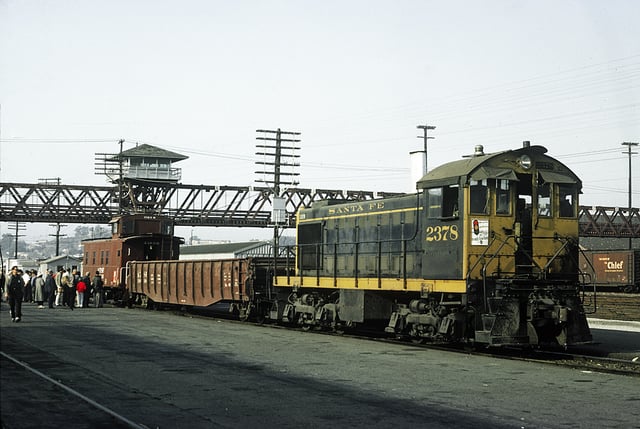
[167,305,640,378]
[368,338,640,378]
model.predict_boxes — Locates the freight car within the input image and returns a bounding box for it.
[127,257,284,319]
[83,214,182,300]
[580,249,640,293]
[126,142,593,348]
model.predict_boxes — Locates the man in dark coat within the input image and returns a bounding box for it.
[92,272,104,308]
[81,272,92,308]
[5,266,25,322]
[44,270,56,308]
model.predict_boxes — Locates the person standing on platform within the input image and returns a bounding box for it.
[23,270,33,303]
[76,278,87,308]
[34,271,45,308]
[44,270,56,308]
[92,271,104,308]
[60,268,72,308]
[63,268,77,310]
[82,272,92,308]
[5,266,25,322]
[55,267,64,306]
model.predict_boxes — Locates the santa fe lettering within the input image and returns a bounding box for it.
[328,202,385,216]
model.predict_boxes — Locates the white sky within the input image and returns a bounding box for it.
[1,0,639,242]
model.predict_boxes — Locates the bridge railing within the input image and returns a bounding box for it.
[1,182,638,237]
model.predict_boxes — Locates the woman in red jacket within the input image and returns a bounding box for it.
[76,279,87,308]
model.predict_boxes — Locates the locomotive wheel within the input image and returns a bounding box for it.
[238,305,251,322]
[255,309,267,324]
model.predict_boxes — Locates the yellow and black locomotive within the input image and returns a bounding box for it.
[275,142,592,346]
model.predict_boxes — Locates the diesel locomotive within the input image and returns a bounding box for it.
[123,142,593,347]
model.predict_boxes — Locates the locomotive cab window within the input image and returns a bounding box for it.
[496,179,512,215]
[470,179,489,214]
[537,177,552,217]
[558,184,576,218]
[426,186,459,219]
[427,188,442,218]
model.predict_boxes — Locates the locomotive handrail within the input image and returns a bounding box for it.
[466,233,543,281]
[466,234,518,314]
[294,237,422,290]
[576,246,598,315]
[541,235,577,278]
[466,232,551,313]
[333,242,338,288]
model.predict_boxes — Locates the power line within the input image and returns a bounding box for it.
[0,138,119,143]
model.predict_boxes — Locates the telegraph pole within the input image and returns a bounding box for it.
[12,222,26,259]
[118,139,125,214]
[416,124,436,173]
[255,128,300,265]
[49,223,67,256]
[622,141,638,249]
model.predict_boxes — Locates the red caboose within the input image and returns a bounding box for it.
[82,214,183,300]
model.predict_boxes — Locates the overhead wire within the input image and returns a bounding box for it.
[1,56,636,182]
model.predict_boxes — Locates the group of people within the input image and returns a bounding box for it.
[3,266,105,323]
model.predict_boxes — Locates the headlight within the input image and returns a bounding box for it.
[518,155,532,170]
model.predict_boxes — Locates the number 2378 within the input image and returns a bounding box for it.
[425,225,459,242]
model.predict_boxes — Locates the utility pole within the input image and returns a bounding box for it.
[118,139,125,214]
[255,128,301,267]
[622,141,638,249]
[39,178,64,255]
[416,124,436,173]
[49,223,67,256]
[12,222,26,259]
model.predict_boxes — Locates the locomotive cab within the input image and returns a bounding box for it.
[418,143,590,346]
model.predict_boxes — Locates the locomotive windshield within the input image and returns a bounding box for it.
[469,179,489,214]
[427,185,459,219]
[537,177,552,217]
[496,179,512,215]
[558,184,577,218]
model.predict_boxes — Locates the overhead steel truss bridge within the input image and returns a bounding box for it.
[1,181,638,238]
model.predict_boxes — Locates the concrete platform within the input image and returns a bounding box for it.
[587,318,640,332]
